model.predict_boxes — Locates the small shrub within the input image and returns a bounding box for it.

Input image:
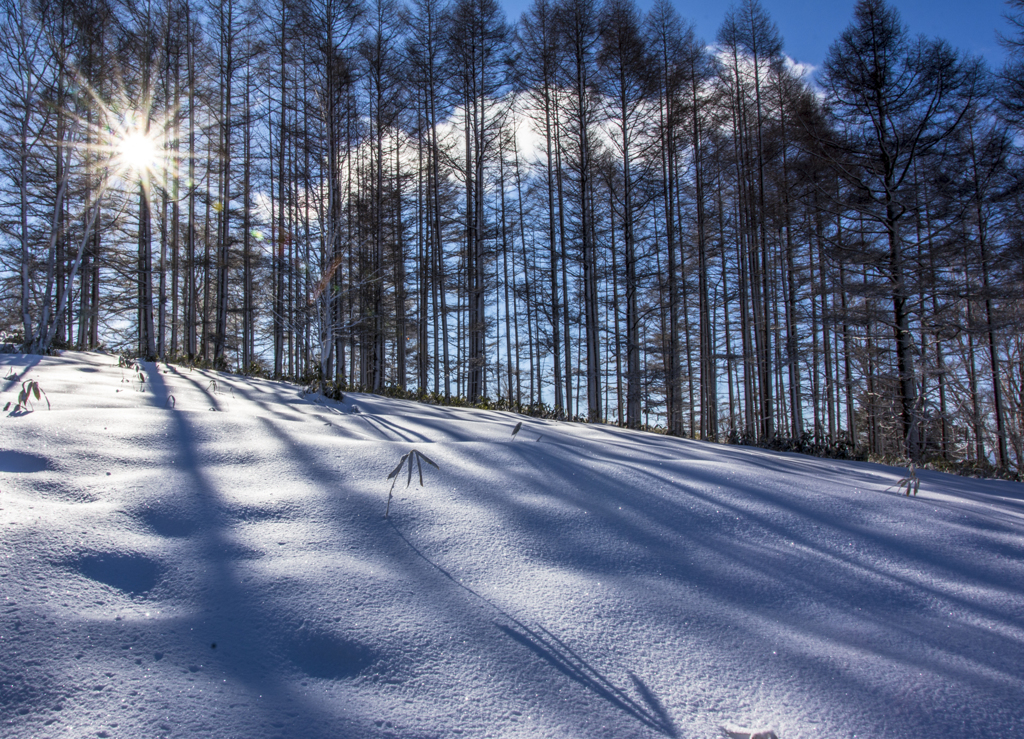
[384,449,440,518]
[887,464,921,496]
[305,379,344,402]
[4,379,50,413]
[919,456,1019,482]
[0,331,25,353]
[160,353,228,372]
[727,429,866,462]
[299,364,345,402]
[245,359,271,378]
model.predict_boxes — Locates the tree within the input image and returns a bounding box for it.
[598,0,649,429]
[517,0,565,414]
[445,0,510,402]
[557,0,602,422]
[818,0,981,460]
[0,0,53,349]
[718,0,784,442]
[645,0,718,437]
[999,0,1024,129]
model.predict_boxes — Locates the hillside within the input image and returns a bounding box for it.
[1,351,1022,738]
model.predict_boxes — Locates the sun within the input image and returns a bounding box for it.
[117,128,160,176]
[72,85,183,200]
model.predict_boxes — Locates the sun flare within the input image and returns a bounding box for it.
[117,129,159,175]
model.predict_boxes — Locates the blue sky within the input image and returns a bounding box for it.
[503,0,1013,72]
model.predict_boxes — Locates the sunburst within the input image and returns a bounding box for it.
[104,108,174,192]
[116,127,160,176]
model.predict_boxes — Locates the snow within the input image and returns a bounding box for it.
[1,351,1023,738]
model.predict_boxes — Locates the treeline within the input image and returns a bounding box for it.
[2,0,1024,470]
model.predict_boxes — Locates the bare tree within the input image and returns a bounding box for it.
[598,0,649,429]
[819,0,982,460]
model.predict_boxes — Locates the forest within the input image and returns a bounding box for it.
[2,0,1024,472]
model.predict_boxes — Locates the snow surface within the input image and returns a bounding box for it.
[2,351,1023,738]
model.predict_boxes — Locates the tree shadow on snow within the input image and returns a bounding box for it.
[137,361,369,737]
[497,623,678,737]
[389,521,679,737]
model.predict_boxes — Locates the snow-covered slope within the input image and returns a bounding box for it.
[2,351,1022,738]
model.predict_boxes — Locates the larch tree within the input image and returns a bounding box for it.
[819,0,982,460]
[557,0,602,422]
[598,0,650,430]
[444,0,510,402]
